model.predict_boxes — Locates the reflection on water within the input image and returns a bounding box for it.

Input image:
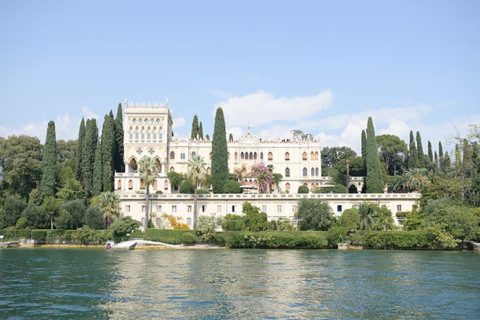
[1,249,479,319]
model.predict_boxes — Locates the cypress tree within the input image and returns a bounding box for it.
[114,103,124,173]
[365,117,384,193]
[434,151,439,168]
[439,142,444,171]
[361,130,367,159]
[408,131,418,169]
[93,143,103,195]
[211,107,229,193]
[40,121,58,197]
[81,119,98,197]
[416,131,425,168]
[198,121,204,140]
[191,115,199,139]
[75,118,85,180]
[444,151,451,169]
[102,112,116,192]
[427,141,433,162]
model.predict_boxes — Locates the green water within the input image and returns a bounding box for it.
[0,249,479,319]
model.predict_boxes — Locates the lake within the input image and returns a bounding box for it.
[0,248,479,319]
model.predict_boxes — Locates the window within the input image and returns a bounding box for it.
[187,205,192,212]
[337,205,342,212]
[397,205,402,212]
[172,205,177,213]
[262,205,267,212]
[302,152,307,161]
[249,152,253,160]
[260,152,264,160]
[141,132,145,142]
[125,205,130,213]
[187,217,192,226]
[315,168,319,176]
[181,153,186,160]
[152,180,157,190]
[129,132,133,142]
[285,167,290,177]
[192,152,196,158]
[235,152,238,161]
[232,205,235,213]
[159,133,163,141]
[156,217,161,226]
[292,205,297,212]
[311,151,315,160]
[153,133,157,141]
[303,167,308,177]
[128,180,133,190]
[157,205,162,212]
[277,205,282,213]
[117,180,122,190]
[170,151,175,159]
[311,168,315,176]
[241,152,244,160]
[285,152,290,161]
[135,132,139,142]
[202,205,206,213]
[254,152,257,160]
[147,132,151,142]
[268,152,273,161]
[164,180,168,190]
[142,205,146,213]
[217,205,222,213]
[285,183,290,192]
[315,152,319,160]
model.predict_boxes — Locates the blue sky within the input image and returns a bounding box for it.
[1,0,479,152]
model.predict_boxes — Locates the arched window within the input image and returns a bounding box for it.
[260,152,264,160]
[192,151,196,158]
[303,167,308,177]
[285,183,290,192]
[268,152,273,161]
[128,180,133,190]
[311,168,315,176]
[311,151,315,160]
[170,151,175,160]
[117,180,122,190]
[302,152,307,161]
[155,158,162,173]
[285,167,290,177]
[170,167,175,172]
[315,168,319,176]
[164,180,169,190]
[254,152,257,160]
[207,167,211,175]
[241,152,244,160]
[285,152,290,161]
[315,152,319,160]
[129,158,138,173]
[152,179,158,190]
[249,152,253,160]
[235,152,238,161]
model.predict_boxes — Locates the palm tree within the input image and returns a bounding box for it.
[138,157,161,230]
[186,156,207,229]
[395,168,430,192]
[358,203,374,231]
[99,191,121,228]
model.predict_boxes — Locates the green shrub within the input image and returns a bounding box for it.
[362,231,431,249]
[16,217,28,229]
[84,207,104,229]
[132,229,197,244]
[110,217,140,241]
[179,179,194,194]
[297,185,309,193]
[223,180,242,193]
[221,214,244,231]
[63,229,112,244]
[196,216,218,242]
[296,199,334,231]
[46,229,66,243]
[0,228,32,240]
[31,230,47,242]
[242,202,268,232]
[181,232,196,245]
[217,231,328,249]
[327,226,348,248]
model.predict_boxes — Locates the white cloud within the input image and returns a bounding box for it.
[172,117,186,129]
[218,90,333,127]
[81,106,98,120]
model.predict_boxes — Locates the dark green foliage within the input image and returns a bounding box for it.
[211,108,229,193]
[167,171,185,191]
[321,146,357,168]
[377,134,407,175]
[93,145,103,195]
[205,134,210,141]
[296,199,334,231]
[361,130,367,159]
[223,180,242,193]
[198,121,204,140]
[427,141,433,162]
[81,119,98,197]
[60,229,112,244]
[31,230,47,242]
[179,179,194,194]
[438,141,444,171]
[181,232,196,244]
[221,214,244,231]
[0,229,32,240]
[314,184,347,193]
[365,117,384,192]
[0,135,43,198]
[55,209,72,229]
[217,231,329,248]
[297,185,309,193]
[416,131,425,168]
[337,208,360,231]
[75,118,85,180]
[83,207,104,229]
[361,230,459,250]
[326,226,348,247]
[114,103,125,173]
[40,121,58,197]
[3,194,27,227]
[131,229,197,244]
[101,113,116,192]
[21,204,48,228]
[61,200,86,229]
[358,202,395,231]
[57,140,77,162]
[408,131,418,169]
[110,217,140,240]
[242,202,268,232]
[191,115,199,139]
[16,217,28,229]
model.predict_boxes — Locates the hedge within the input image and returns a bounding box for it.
[0,229,32,240]
[362,231,431,249]
[216,231,329,249]
[131,229,198,244]
[0,229,112,244]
